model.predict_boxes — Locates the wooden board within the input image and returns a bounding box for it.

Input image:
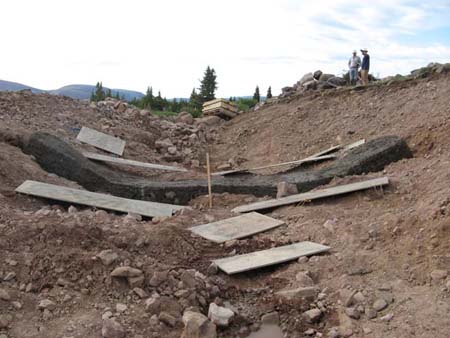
[15,180,185,217]
[212,154,336,176]
[306,145,342,159]
[343,139,366,151]
[83,152,188,172]
[77,127,126,156]
[189,212,285,243]
[202,101,238,113]
[214,241,330,274]
[203,98,230,107]
[233,177,389,213]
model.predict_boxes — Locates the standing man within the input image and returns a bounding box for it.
[348,50,361,85]
[360,48,370,85]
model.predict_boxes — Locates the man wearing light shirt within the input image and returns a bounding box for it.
[348,50,361,85]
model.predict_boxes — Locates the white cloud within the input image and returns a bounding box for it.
[0,0,449,97]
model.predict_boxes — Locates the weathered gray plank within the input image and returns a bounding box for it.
[189,212,285,243]
[213,154,336,176]
[306,145,342,159]
[214,241,330,274]
[83,152,188,172]
[343,139,366,151]
[15,180,185,217]
[233,177,389,213]
[77,127,126,156]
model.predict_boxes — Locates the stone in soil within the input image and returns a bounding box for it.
[430,269,448,281]
[110,266,143,278]
[260,311,279,325]
[208,303,234,327]
[38,299,56,311]
[182,310,217,338]
[0,288,11,301]
[302,308,322,323]
[276,286,318,301]
[97,249,119,266]
[159,311,177,327]
[373,299,388,312]
[295,271,315,286]
[345,307,360,320]
[102,318,126,338]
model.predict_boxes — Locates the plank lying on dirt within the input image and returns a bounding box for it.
[15,180,185,217]
[212,154,336,176]
[214,241,330,274]
[77,126,126,156]
[83,152,188,172]
[306,145,342,159]
[189,212,285,243]
[233,177,389,213]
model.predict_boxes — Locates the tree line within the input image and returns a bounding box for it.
[90,66,273,116]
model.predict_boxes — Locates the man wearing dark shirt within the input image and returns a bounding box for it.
[360,48,370,85]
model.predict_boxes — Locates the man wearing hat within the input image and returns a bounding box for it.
[348,50,361,85]
[360,48,370,85]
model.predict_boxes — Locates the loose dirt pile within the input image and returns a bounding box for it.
[1,67,450,338]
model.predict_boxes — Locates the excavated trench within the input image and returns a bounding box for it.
[22,132,412,205]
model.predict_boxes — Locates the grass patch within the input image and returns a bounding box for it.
[152,110,178,117]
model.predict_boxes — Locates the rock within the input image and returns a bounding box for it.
[365,307,377,319]
[208,303,234,327]
[195,116,221,126]
[0,288,11,301]
[97,250,119,266]
[110,266,143,278]
[345,307,360,320]
[261,311,279,325]
[327,77,346,87]
[380,312,394,322]
[295,271,314,286]
[302,308,322,323]
[430,269,448,281]
[207,263,218,275]
[133,287,148,299]
[352,292,365,304]
[181,311,217,338]
[276,287,318,301]
[276,181,298,198]
[68,205,78,213]
[128,275,145,288]
[298,256,309,264]
[305,328,316,336]
[3,272,16,281]
[300,73,314,85]
[180,270,197,289]
[38,299,56,311]
[303,80,317,90]
[145,297,161,314]
[0,314,11,329]
[159,311,177,327]
[322,219,336,233]
[177,112,194,125]
[313,70,323,80]
[327,327,340,338]
[149,270,168,286]
[102,318,126,338]
[373,299,388,312]
[319,73,335,82]
[116,303,127,313]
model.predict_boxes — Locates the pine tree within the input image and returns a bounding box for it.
[189,88,202,115]
[142,86,154,109]
[199,66,217,104]
[253,85,260,102]
[266,86,272,99]
[106,88,112,98]
[95,82,106,101]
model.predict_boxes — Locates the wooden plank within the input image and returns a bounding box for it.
[233,177,389,213]
[83,152,188,172]
[189,212,285,243]
[306,145,342,159]
[77,127,126,156]
[202,101,238,113]
[203,98,230,107]
[212,154,336,176]
[343,139,366,151]
[214,241,330,274]
[15,180,185,217]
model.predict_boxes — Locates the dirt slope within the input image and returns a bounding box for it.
[0,70,450,338]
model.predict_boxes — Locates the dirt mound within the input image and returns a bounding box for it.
[1,70,450,338]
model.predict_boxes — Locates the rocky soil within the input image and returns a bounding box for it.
[1,64,450,338]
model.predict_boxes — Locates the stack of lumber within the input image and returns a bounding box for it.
[202,99,238,119]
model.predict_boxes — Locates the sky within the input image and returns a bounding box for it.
[1,0,450,97]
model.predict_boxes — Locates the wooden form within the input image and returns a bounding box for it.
[232,177,389,213]
[189,212,285,243]
[212,154,336,176]
[343,139,366,151]
[83,152,187,172]
[77,127,126,156]
[15,180,186,217]
[214,241,330,274]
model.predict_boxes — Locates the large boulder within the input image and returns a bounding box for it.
[299,73,314,85]
[313,70,323,80]
[318,73,335,82]
[327,76,347,87]
[182,311,217,338]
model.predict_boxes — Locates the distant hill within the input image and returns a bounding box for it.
[0,80,145,101]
